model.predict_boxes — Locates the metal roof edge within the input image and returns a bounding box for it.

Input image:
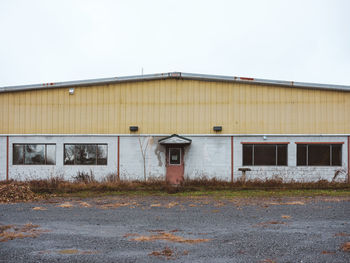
[1,72,350,93]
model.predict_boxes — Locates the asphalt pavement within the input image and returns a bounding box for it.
[0,195,349,263]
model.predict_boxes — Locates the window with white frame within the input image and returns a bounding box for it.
[13,144,56,165]
[64,144,108,165]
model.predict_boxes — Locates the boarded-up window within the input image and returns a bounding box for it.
[64,144,108,165]
[13,144,56,165]
[243,144,288,166]
[297,144,342,166]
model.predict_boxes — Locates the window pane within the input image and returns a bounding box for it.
[277,145,287,165]
[46,144,56,165]
[25,144,45,164]
[297,145,307,166]
[97,145,108,165]
[254,145,276,165]
[332,144,342,166]
[64,144,75,165]
[76,145,97,165]
[169,148,181,165]
[308,145,330,166]
[242,145,253,165]
[13,145,24,165]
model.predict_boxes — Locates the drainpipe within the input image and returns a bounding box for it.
[117,136,120,182]
[6,136,9,181]
[231,136,234,183]
[348,136,350,183]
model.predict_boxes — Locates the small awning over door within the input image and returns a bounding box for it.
[158,134,192,145]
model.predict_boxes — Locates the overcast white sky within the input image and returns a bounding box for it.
[0,0,349,87]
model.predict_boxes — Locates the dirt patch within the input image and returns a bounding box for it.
[0,223,47,242]
[341,242,350,252]
[149,247,189,260]
[335,232,350,237]
[254,221,286,227]
[128,230,211,244]
[100,202,136,209]
[0,181,41,203]
[321,250,336,255]
[281,215,291,219]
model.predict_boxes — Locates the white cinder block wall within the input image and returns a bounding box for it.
[8,136,117,181]
[0,135,348,182]
[184,137,231,180]
[119,136,166,180]
[234,136,348,182]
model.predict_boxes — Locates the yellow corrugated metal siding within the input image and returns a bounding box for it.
[0,79,349,134]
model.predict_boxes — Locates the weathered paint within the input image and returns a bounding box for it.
[0,135,348,182]
[0,79,349,135]
[165,147,185,184]
[234,136,348,182]
[5,136,117,181]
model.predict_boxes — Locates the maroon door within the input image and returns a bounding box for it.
[166,147,184,185]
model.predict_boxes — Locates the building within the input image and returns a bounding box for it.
[0,72,349,183]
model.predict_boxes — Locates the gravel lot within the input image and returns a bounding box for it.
[0,195,350,263]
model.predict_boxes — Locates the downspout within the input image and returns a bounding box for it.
[6,136,9,181]
[117,136,120,182]
[348,136,350,183]
[231,136,234,183]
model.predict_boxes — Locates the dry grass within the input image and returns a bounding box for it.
[149,247,189,260]
[0,223,47,242]
[254,221,286,227]
[32,206,47,211]
[321,250,336,255]
[341,242,350,252]
[26,176,350,195]
[335,232,350,237]
[57,202,74,208]
[281,215,291,219]
[128,230,211,244]
[58,249,79,255]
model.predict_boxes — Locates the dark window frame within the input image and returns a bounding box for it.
[12,144,56,165]
[64,144,108,166]
[169,148,181,165]
[296,143,342,166]
[242,143,288,166]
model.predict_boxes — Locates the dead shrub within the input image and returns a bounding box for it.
[72,171,96,184]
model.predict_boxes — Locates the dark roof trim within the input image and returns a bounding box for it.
[1,72,350,93]
[158,134,192,145]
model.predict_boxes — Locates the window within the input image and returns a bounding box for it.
[64,144,108,165]
[242,144,288,166]
[13,144,56,165]
[169,148,181,165]
[297,144,342,166]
